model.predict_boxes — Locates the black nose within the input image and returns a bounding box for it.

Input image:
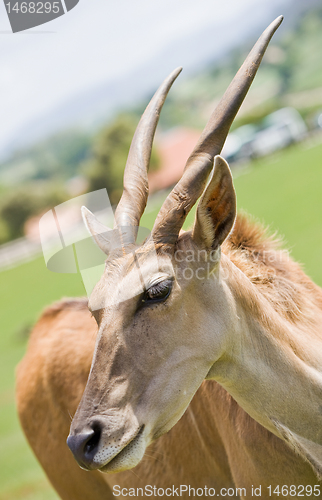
[67,424,102,469]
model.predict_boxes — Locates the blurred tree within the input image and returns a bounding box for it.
[0,129,92,184]
[277,32,299,95]
[0,190,39,240]
[0,218,9,244]
[30,129,92,180]
[84,114,160,206]
[0,183,68,242]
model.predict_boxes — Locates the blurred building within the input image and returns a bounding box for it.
[149,128,201,193]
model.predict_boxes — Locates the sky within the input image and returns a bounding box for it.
[0,0,292,158]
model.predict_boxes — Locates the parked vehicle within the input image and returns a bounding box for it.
[250,107,307,157]
[222,124,258,163]
[223,107,307,163]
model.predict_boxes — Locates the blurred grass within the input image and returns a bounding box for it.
[233,139,322,286]
[0,138,322,498]
[0,260,84,500]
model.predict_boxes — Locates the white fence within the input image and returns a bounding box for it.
[0,237,42,271]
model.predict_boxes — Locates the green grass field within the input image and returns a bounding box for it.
[0,138,322,499]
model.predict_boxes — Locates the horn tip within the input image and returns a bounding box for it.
[272,15,284,29]
[166,67,183,86]
[173,67,183,77]
[262,15,283,43]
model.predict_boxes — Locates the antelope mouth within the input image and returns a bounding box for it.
[98,424,146,472]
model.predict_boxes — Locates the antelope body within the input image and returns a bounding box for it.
[17,16,322,500]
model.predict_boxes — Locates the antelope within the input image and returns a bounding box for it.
[17,16,322,500]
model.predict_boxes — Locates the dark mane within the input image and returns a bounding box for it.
[226,212,281,254]
[223,213,322,322]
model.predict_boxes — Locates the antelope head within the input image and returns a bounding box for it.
[67,17,283,473]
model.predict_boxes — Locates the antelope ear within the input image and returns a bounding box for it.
[192,156,236,250]
[81,206,112,255]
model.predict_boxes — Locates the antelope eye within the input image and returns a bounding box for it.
[143,279,173,304]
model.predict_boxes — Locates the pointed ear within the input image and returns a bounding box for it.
[81,206,112,255]
[192,156,236,250]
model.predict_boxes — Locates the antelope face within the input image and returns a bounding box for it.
[68,239,227,472]
[67,16,283,472]
[69,231,235,472]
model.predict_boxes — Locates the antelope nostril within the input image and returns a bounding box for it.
[67,424,102,468]
[84,425,101,455]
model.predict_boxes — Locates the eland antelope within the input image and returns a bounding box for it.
[16,16,322,500]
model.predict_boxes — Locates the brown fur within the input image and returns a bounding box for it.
[16,214,322,499]
[224,213,322,323]
[40,297,89,319]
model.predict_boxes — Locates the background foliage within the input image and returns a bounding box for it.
[1,5,322,499]
[1,138,321,499]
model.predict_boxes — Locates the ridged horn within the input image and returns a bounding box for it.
[113,67,182,244]
[151,16,283,247]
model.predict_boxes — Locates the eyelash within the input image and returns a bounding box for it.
[141,279,173,306]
